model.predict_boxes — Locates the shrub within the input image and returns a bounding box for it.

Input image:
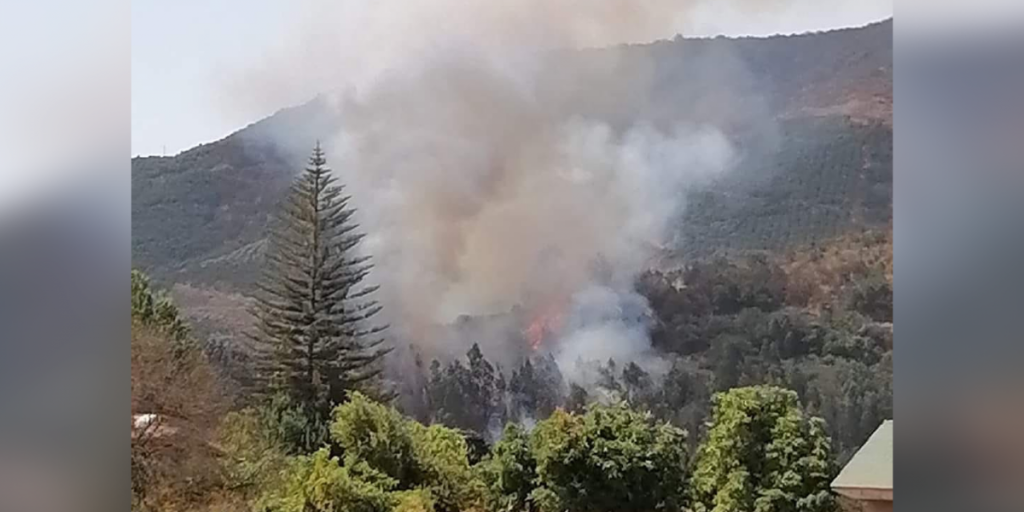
[257,448,396,512]
[530,402,689,512]
[217,408,289,497]
[480,423,538,512]
[331,392,485,512]
[689,386,838,512]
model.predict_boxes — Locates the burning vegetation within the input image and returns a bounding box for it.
[524,299,568,352]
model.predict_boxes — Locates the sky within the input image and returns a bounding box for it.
[130,0,893,158]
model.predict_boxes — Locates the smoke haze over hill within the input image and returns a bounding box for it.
[219,0,808,372]
[133,15,893,397]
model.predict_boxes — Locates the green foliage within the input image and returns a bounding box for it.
[530,403,689,512]
[842,271,893,323]
[250,143,390,425]
[797,356,892,463]
[392,489,437,512]
[680,118,892,257]
[257,448,397,512]
[223,392,483,512]
[385,234,891,464]
[131,269,190,344]
[689,386,838,512]
[128,23,895,512]
[218,408,290,495]
[260,393,333,455]
[508,355,565,422]
[428,344,505,435]
[331,392,420,484]
[634,244,892,458]
[331,392,485,512]
[480,423,537,512]
[408,423,485,512]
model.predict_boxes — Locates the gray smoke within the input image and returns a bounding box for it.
[232,0,782,383]
[327,68,741,367]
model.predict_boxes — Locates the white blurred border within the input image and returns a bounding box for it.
[899,0,1024,34]
[0,1,128,220]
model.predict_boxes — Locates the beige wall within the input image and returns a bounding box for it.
[839,496,893,512]
[863,500,893,512]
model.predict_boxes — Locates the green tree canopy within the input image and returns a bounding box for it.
[480,423,537,512]
[131,269,189,344]
[427,343,505,436]
[530,402,689,512]
[257,448,397,512]
[690,386,838,512]
[331,392,484,512]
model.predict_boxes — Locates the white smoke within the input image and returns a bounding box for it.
[554,284,670,389]
[230,0,780,383]
[222,0,749,115]
[326,73,740,364]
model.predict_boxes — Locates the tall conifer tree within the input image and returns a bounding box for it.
[251,142,389,418]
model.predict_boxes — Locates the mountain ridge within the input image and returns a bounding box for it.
[134,18,892,161]
[133,18,892,295]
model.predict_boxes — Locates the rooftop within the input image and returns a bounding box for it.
[831,420,893,501]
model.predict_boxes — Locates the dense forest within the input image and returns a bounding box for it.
[131,20,892,512]
[132,145,890,512]
[679,116,891,257]
[131,267,857,512]
[131,20,892,294]
[387,228,893,461]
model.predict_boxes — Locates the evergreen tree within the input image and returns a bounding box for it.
[596,358,623,396]
[509,355,565,421]
[466,343,505,433]
[565,383,589,414]
[621,362,654,408]
[251,143,389,424]
[426,344,503,435]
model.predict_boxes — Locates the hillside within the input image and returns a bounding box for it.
[132,20,893,347]
[131,20,895,476]
[134,19,891,285]
[679,115,891,257]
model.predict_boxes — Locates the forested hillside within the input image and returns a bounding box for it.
[679,116,891,257]
[132,228,889,511]
[131,20,894,512]
[405,229,893,462]
[132,19,892,292]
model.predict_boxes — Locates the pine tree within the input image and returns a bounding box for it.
[509,355,564,421]
[426,344,503,435]
[251,142,389,420]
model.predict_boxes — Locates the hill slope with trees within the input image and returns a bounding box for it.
[130,23,894,511]
[132,19,892,292]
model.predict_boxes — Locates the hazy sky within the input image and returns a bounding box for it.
[131,0,892,158]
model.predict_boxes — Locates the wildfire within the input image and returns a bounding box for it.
[524,299,567,351]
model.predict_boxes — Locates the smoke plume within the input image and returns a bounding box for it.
[233,0,781,383]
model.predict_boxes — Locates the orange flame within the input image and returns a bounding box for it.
[525,299,567,351]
